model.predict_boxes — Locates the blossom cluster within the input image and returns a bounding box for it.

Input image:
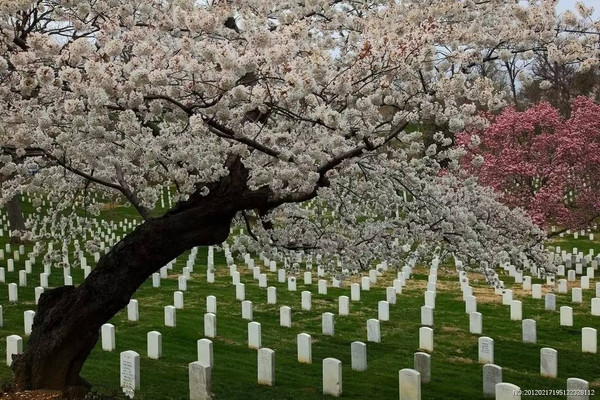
[1,0,596,279]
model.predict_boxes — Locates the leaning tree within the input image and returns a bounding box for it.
[0,0,597,394]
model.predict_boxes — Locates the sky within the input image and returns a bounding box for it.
[557,0,600,17]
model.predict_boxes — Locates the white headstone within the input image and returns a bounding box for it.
[257,348,275,386]
[189,361,211,400]
[378,300,390,321]
[147,331,162,359]
[522,319,536,344]
[421,306,433,327]
[165,305,176,327]
[483,364,502,398]
[592,298,600,316]
[248,321,262,349]
[120,350,141,396]
[478,337,494,364]
[466,296,477,314]
[101,323,116,351]
[367,318,381,343]
[152,273,160,288]
[34,286,44,305]
[424,291,435,309]
[322,312,335,336]
[232,271,240,285]
[560,306,573,326]
[204,313,217,338]
[361,276,370,291]
[495,383,521,400]
[304,271,312,285]
[323,358,342,397]
[39,272,49,289]
[510,300,522,321]
[586,267,595,279]
[351,341,367,372]
[206,295,217,314]
[23,310,35,336]
[461,282,473,301]
[393,278,403,294]
[318,279,327,295]
[540,347,557,378]
[197,338,213,368]
[387,287,397,305]
[174,291,184,309]
[566,378,589,400]
[287,276,297,291]
[414,352,431,384]
[369,269,377,284]
[572,288,583,303]
[470,312,483,334]
[297,333,312,364]
[280,306,291,328]
[266,286,277,304]
[242,300,253,321]
[8,283,18,302]
[6,335,22,366]
[398,368,421,400]
[127,299,139,321]
[338,296,349,316]
[351,283,361,301]
[582,327,597,353]
[258,273,267,288]
[545,294,556,311]
[532,284,542,299]
[178,275,187,291]
[18,270,26,287]
[419,327,433,352]
[236,283,245,301]
[301,291,312,311]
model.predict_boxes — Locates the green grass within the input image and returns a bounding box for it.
[0,206,598,399]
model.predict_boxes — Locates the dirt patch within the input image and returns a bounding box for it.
[0,392,62,400]
[215,336,239,346]
[434,279,460,291]
[441,325,461,333]
[468,288,502,304]
[100,202,126,210]
[589,379,600,388]
[446,356,474,364]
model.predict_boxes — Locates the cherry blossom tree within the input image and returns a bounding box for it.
[458,97,600,230]
[0,0,597,393]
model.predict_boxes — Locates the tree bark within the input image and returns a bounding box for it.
[10,157,272,393]
[7,194,26,243]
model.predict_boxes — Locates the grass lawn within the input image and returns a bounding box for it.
[0,203,598,399]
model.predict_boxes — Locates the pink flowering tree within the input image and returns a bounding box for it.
[458,97,600,230]
[0,0,597,393]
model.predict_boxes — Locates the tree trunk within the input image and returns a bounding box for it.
[6,194,25,243]
[11,157,272,393]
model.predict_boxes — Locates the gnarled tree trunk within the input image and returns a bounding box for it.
[7,194,26,243]
[10,158,273,394]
